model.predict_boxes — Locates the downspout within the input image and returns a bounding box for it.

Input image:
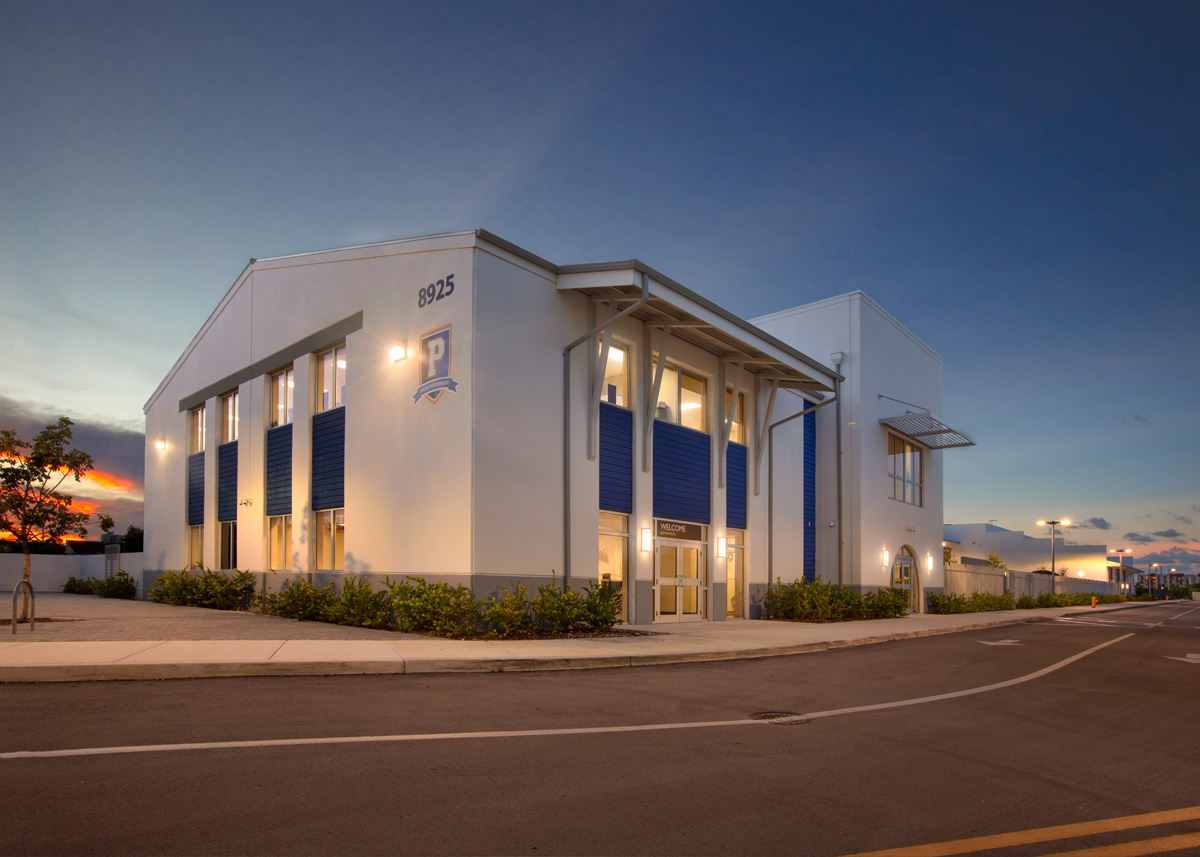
[766,394,837,588]
[832,353,845,587]
[562,272,650,591]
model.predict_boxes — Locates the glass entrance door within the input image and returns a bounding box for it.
[892,555,916,613]
[656,540,705,622]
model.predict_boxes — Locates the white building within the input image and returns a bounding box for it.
[143,230,968,620]
[943,522,1111,581]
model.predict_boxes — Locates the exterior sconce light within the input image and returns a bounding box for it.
[882,549,890,569]
[640,528,652,552]
[926,554,934,573]
[717,537,727,559]
[389,341,412,363]
[155,438,168,452]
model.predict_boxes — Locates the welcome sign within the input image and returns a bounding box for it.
[413,324,458,404]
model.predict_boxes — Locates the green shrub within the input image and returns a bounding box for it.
[387,577,481,637]
[62,576,94,595]
[148,569,255,610]
[331,576,395,630]
[258,579,339,623]
[481,584,533,638]
[91,570,138,599]
[863,587,910,619]
[532,582,587,632]
[927,591,1016,614]
[581,581,622,632]
[763,577,881,623]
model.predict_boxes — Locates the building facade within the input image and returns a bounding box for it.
[143,231,963,620]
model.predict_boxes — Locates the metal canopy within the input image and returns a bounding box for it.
[572,282,835,393]
[880,412,975,450]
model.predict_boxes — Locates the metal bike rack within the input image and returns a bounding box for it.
[12,580,35,634]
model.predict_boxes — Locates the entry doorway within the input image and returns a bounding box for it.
[892,545,919,613]
[656,541,705,621]
[725,528,745,618]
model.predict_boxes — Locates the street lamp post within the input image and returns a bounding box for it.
[1111,548,1132,594]
[1151,563,1161,599]
[1037,519,1071,595]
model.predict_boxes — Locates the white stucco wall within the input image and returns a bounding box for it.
[943,523,1111,580]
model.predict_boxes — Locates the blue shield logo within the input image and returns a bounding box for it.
[413,324,458,404]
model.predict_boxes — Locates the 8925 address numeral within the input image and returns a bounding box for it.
[418,274,455,308]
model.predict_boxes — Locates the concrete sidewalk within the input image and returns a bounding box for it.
[0,593,1168,682]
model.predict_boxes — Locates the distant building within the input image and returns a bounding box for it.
[943,523,1110,581]
[143,230,970,620]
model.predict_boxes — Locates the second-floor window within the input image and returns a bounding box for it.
[653,362,706,433]
[270,368,294,427]
[221,391,239,443]
[189,405,206,454]
[599,342,629,408]
[888,433,923,506]
[317,346,346,412]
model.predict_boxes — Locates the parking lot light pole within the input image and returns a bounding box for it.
[1037,519,1071,594]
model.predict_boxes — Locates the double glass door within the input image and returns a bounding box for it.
[656,540,705,622]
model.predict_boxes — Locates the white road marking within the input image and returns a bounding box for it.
[1165,653,1200,664]
[0,633,1135,761]
[1168,605,1200,620]
[978,640,1022,646]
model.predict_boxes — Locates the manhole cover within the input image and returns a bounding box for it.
[749,711,808,725]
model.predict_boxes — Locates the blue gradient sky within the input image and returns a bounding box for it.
[2,1,1197,569]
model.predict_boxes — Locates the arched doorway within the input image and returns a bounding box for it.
[892,545,920,613]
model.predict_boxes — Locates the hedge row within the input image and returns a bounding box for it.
[762,577,910,623]
[927,590,1128,614]
[147,571,622,638]
[61,571,138,599]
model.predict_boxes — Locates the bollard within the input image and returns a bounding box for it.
[12,580,35,634]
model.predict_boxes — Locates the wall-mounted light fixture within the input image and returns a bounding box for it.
[926,554,934,573]
[717,537,727,559]
[640,528,652,552]
[882,549,890,569]
[155,438,168,452]
[389,341,413,363]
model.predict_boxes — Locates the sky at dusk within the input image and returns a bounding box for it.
[2,1,1197,571]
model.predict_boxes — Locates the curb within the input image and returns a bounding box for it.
[0,613,1064,683]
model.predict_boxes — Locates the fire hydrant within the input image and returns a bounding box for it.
[1091,596,1098,608]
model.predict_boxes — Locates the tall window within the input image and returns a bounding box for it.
[598,512,628,623]
[316,509,344,571]
[219,521,237,570]
[189,405,206,454]
[653,362,706,433]
[888,434,923,506]
[221,391,239,443]
[187,525,203,568]
[317,346,346,412]
[269,515,291,571]
[599,342,629,407]
[725,390,745,444]
[270,368,294,427]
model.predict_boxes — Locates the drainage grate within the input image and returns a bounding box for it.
[749,711,809,725]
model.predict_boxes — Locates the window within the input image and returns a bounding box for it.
[598,512,628,623]
[317,346,346,412]
[219,521,237,570]
[189,405,206,454]
[653,362,707,433]
[888,434,923,506]
[599,342,629,407]
[270,368,294,427]
[221,391,239,443]
[269,515,291,571]
[725,528,745,618]
[187,525,203,568]
[725,390,745,444]
[316,508,344,571]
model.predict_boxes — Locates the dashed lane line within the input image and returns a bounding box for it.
[0,633,1134,761]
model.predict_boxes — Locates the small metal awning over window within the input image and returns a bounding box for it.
[880,412,974,450]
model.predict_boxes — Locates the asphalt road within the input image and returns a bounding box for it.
[2,602,1198,856]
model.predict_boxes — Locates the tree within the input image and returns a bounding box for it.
[122,525,144,553]
[98,515,115,534]
[986,551,1008,570]
[0,417,97,619]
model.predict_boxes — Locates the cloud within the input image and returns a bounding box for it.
[1151,528,1187,540]
[1137,546,1200,572]
[1125,414,1148,424]
[1124,531,1154,544]
[1171,513,1195,526]
[1076,517,1113,530]
[0,395,144,531]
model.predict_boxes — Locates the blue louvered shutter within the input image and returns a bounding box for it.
[726,442,747,530]
[187,452,204,526]
[217,442,238,522]
[311,408,345,511]
[598,403,633,514]
[652,422,710,524]
[265,424,293,517]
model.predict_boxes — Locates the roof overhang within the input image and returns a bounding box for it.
[557,262,838,393]
[880,411,974,450]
